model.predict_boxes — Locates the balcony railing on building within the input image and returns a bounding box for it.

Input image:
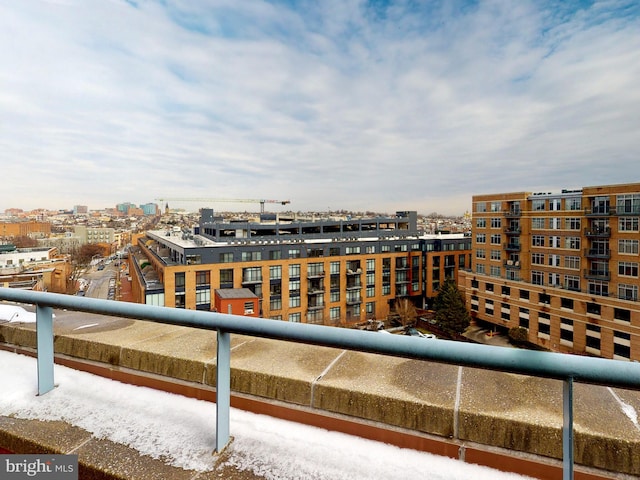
[583,269,611,281]
[584,248,611,259]
[583,227,611,238]
[503,208,521,218]
[505,243,521,252]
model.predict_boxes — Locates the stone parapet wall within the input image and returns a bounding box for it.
[1,317,639,477]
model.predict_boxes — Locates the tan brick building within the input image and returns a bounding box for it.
[460,183,640,361]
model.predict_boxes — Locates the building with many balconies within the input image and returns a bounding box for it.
[128,210,471,326]
[459,183,640,361]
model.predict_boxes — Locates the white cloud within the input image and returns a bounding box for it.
[0,0,638,214]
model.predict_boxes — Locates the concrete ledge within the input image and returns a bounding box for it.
[1,317,639,477]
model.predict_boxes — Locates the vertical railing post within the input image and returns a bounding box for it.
[563,377,574,480]
[36,304,55,395]
[215,329,231,452]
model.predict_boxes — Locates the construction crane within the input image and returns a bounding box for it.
[155,198,291,214]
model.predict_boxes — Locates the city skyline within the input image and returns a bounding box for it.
[1,1,638,215]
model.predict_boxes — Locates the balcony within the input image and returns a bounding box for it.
[583,269,611,281]
[584,227,610,238]
[584,248,611,259]
[503,209,521,218]
[585,207,614,217]
[504,226,521,235]
[504,260,521,269]
[1,290,640,480]
[505,243,521,252]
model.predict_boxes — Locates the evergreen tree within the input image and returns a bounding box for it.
[433,279,470,335]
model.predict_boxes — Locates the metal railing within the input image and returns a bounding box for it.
[1,288,640,480]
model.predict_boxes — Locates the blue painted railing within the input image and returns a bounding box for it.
[1,288,640,479]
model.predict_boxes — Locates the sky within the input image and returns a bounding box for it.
[0,0,639,216]
[0,349,534,479]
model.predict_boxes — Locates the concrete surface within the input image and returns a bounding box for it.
[1,309,639,478]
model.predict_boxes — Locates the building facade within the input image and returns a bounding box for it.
[128,210,471,326]
[460,183,640,361]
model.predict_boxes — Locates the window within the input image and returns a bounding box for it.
[490,250,501,261]
[490,201,501,212]
[501,285,510,296]
[491,218,502,228]
[532,199,545,211]
[565,218,581,230]
[548,272,560,286]
[244,301,255,315]
[366,258,376,271]
[365,245,376,254]
[196,271,210,286]
[619,239,639,255]
[618,284,638,301]
[501,302,510,321]
[330,307,341,322]
[308,262,325,276]
[538,314,550,338]
[538,293,550,305]
[476,264,485,274]
[476,218,486,228]
[532,235,545,247]
[613,331,631,360]
[549,236,560,248]
[476,202,487,213]
[288,312,301,323]
[490,234,501,245]
[243,267,262,283]
[519,308,529,329]
[289,264,300,278]
[470,295,479,311]
[532,218,545,229]
[175,292,185,309]
[329,247,340,256]
[561,297,574,310]
[289,295,301,308]
[366,286,375,297]
[616,193,640,214]
[476,233,486,244]
[564,256,580,270]
[565,237,580,250]
[519,289,530,301]
[485,299,494,315]
[586,302,601,315]
[564,275,580,291]
[269,250,281,260]
[476,249,486,259]
[175,272,185,289]
[485,282,494,292]
[308,247,324,258]
[330,290,340,302]
[490,265,501,277]
[619,217,639,232]
[560,318,573,346]
[288,248,301,259]
[549,217,561,229]
[220,252,234,263]
[531,271,544,285]
[588,280,609,297]
[242,251,261,261]
[270,265,282,280]
[548,254,560,267]
[346,246,361,255]
[220,269,233,285]
[585,324,601,353]
[614,308,631,323]
[270,296,282,310]
[532,253,544,265]
[618,261,638,277]
[567,197,581,211]
[549,198,561,211]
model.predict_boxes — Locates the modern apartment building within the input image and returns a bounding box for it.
[459,183,640,361]
[128,210,471,326]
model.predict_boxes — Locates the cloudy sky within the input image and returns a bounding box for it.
[1,1,638,215]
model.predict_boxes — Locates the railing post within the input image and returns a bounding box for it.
[563,377,574,480]
[36,304,55,395]
[215,329,231,453]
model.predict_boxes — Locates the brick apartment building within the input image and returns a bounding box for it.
[128,210,471,326]
[460,183,640,361]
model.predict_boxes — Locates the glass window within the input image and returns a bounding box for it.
[289,264,300,278]
[220,269,233,284]
[270,265,282,280]
[289,249,301,259]
[220,252,234,263]
[532,199,545,211]
[532,218,545,229]
[476,202,487,212]
[175,272,185,289]
[196,271,210,286]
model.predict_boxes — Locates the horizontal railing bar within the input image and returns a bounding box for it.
[1,288,640,390]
